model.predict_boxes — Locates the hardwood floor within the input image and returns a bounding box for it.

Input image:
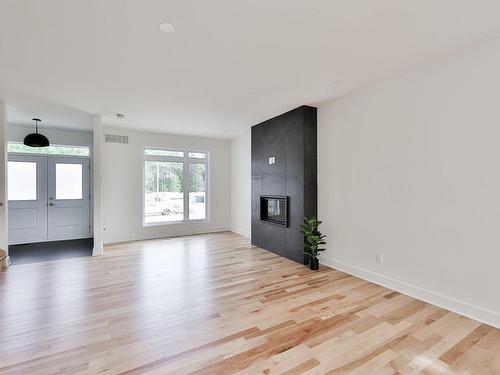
[0,232,499,374]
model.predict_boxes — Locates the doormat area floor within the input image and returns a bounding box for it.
[8,238,93,265]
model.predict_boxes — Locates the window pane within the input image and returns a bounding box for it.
[188,152,206,159]
[144,149,184,157]
[144,161,184,223]
[189,163,206,220]
[8,161,37,201]
[56,163,83,200]
[8,142,90,156]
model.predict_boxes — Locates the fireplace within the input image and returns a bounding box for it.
[252,106,316,263]
[260,196,288,227]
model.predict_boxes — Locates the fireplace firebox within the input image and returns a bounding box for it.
[260,196,288,227]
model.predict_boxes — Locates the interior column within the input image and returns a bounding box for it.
[92,115,104,256]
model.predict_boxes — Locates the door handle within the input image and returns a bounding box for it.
[47,203,55,206]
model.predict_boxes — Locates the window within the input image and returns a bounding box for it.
[144,161,184,223]
[144,148,208,225]
[8,161,37,201]
[56,163,83,200]
[8,142,90,156]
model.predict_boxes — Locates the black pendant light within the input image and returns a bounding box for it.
[24,118,50,147]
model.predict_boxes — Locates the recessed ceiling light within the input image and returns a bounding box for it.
[159,22,174,33]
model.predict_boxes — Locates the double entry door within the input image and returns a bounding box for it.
[8,154,90,245]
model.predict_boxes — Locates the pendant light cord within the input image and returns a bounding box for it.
[33,118,41,134]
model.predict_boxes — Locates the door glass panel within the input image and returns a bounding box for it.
[144,161,184,223]
[8,161,37,201]
[56,163,83,200]
[189,163,206,220]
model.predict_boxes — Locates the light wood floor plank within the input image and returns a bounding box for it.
[0,232,499,374]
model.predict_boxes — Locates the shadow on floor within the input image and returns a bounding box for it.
[8,238,93,265]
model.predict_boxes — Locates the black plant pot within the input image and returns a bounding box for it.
[310,257,319,270]
[303,254,310,265]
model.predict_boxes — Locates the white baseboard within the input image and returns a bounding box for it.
[321,256,500,329]
[92,244,103,257]
[103,228,232,246]
[230,227,251,238]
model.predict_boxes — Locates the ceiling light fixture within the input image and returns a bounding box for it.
[23,118,50,147]
[159,22,174,33]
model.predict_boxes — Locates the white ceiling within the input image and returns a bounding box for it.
[1,0,500,139]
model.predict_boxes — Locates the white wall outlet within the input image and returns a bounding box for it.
[268,156,276,165]
[376,252,384,264]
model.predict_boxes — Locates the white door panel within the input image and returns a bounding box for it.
[47,157,90,240]
[9,208,37,229]
[8,155,48,244]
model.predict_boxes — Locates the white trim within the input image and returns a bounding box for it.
[103,228,231,245]
[320,255,500,328]
[143,219,208,227]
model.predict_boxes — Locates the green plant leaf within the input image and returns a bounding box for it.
[302,215,327,256]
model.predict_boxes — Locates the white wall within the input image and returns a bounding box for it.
[230,128,251,238]
[318,39,500,327]
[101,127,230,243]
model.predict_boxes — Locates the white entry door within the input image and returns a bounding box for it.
[8,155,90,244]
[8,155,48,244]
[47,157,90,240]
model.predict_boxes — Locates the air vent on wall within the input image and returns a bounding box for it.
[105,134,129,144]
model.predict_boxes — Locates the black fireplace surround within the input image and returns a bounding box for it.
[251,105,317,263]
[260,195,288,227]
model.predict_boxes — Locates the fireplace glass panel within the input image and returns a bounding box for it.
[260,196,287,226]
[267,199,284,222]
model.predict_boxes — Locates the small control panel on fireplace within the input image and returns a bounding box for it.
[260,195,288,227]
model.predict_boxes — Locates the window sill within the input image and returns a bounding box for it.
[143,220,209,227]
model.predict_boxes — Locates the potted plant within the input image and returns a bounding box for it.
[300,216,327,270]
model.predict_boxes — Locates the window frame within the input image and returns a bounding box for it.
[142,146,209,227]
